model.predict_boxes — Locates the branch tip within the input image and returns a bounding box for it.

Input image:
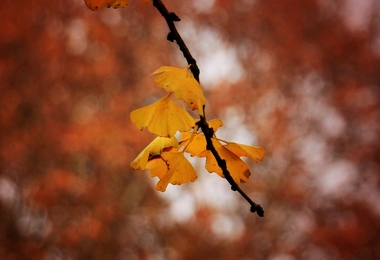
[251,205,264,217]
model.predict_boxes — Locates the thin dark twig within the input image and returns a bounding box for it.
[197,117,264,217]
[152,0,199,81]
[152,0,264,217]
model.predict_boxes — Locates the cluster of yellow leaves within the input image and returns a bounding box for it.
[130,66,205,137]
[130,66,265,192]
[84,0,150,11]
[181,119,265,184]
[84,0,129,11]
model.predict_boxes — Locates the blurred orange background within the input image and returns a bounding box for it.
[1,0,379,259]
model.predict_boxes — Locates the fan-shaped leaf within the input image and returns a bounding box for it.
[202,139,251,183]
[224,142,265,163]
[146,157,168,180]
[181,131,206,157]
[208,118,224,132]
[130,94,195,137]
[153,66,206,116]
[130,136,178,170]
[148,151,197,192]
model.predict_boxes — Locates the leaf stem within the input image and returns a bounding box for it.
[152,0,264,217]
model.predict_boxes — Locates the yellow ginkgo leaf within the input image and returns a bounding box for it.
[153,66,206,116]
[202,139,251,183]
[224,143,265,163]
[131,136,178,170]
[152,151,197,192]
[146,157,168,180]
[84,0,129,11]
[130,94,195,137]
[179,118,264,183]
[180,118,224,156]
[181,131,207,157]
[208,118,224,132]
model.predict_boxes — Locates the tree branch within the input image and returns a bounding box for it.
[152,0,264,217]
[152,0,199,81]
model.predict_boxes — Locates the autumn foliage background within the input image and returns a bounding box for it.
[1,0,380,259]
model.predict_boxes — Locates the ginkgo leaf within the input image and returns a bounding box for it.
[146,157,168,180]
[130,94,195,137]
[181,133,251,183]
[201,139,251,183]
[130,136,178,170]
[84,0,129,11]
[153,66,206,116]
[180,118,223,156]
[149,151,197,192]
[180,117,265,183]
[180,131,206,157]
[208,118,224,132]
[224,142,265,163]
